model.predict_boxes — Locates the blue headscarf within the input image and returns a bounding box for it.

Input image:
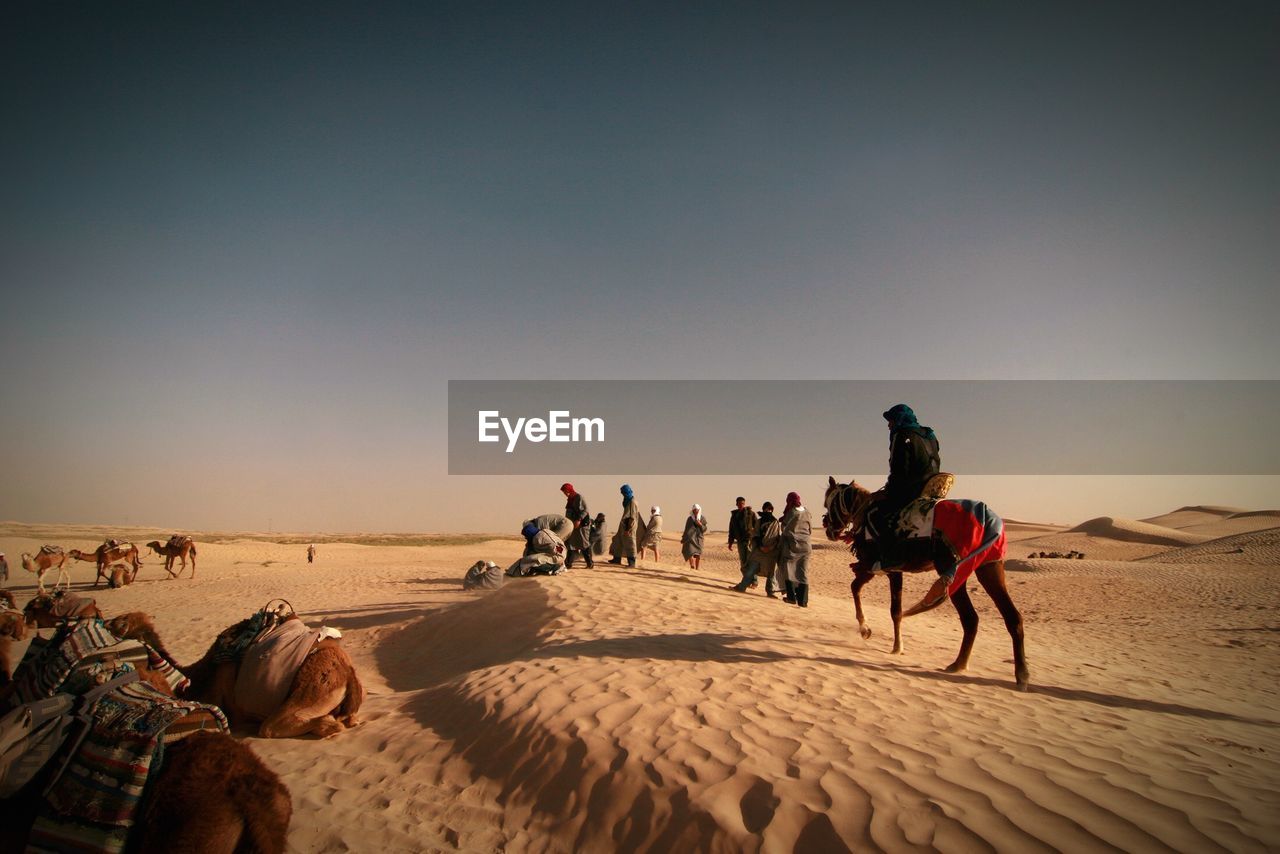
[620,483,634,505]
[522,522,539,539]
[883,404,936,440]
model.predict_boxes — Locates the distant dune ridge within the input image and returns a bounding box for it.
[1,504,1278,851]
[1068,516,1210,546]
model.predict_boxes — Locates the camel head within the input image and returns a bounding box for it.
[24,593,57,627]
[145,540,163,554]
[105,611,164,650]
[822,476,873,543]
[20,553,34,572]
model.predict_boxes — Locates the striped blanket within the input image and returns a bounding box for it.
[29,681,228,854]
[13,620,188,705]
[895,497,1007,595]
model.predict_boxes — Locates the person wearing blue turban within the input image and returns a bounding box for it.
[866,404,942,569]
[606,483,648,567]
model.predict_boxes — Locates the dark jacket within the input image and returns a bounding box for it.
[564,493,591,550]
[727,507,753,546]
[886,428,941,503]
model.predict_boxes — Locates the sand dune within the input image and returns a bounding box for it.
[2,513,1279,852]
[1141,526,1280,565]
[1140,506,1249,529]
[1068,516,1209,546]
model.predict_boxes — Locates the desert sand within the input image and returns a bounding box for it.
[2,507,1278,853]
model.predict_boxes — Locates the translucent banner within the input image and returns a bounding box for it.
[448,380,1279,475]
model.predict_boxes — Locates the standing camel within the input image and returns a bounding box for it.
[146,536,198,578]
[69,541,143,587]
[107,609,364,738]
[19,546,70,593]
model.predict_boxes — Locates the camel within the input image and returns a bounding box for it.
[24,591,104,627]
[107,609,364,738]
[1,734,291,853]
[823,476,1029,690]
[0,597,25,686]
[145,536,198,578]
[1,611,292,852]
[0,697,290,853]
[68,541,143,587]
[19,546,70,593]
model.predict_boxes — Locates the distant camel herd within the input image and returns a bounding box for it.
[16,535,198,592]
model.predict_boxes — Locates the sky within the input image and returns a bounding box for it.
[2,1,1277,532]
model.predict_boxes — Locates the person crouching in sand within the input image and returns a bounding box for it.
[681,504,707,570]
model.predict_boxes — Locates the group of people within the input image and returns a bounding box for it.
[504,403,947,605]
[726,493,814,605]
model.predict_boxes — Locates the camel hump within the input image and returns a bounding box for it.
[39,544,64,555]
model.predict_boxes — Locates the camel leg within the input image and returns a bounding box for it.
[850,569,873,640]
[975,560,1029,690]
[944,584,979,674]
[258,683,347,738]
[888,571,904,654]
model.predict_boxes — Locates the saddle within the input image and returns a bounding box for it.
[38,545,65,556]
[166,535,191,548]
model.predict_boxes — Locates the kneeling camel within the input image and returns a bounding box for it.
[108,610,364,738]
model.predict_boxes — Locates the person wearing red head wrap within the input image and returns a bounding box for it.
[779,492,812,606]
[560,483,593,568]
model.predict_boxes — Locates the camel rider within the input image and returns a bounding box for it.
[867,404,941,568]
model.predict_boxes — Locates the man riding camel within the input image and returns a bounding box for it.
[864,404,952,608]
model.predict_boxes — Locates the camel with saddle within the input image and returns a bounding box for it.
[0,590,23,687]
[19,545,70,593]
[146,535,198,578]
[0,614,291,852]
[69,540,143,587]
[108,599,364,738]
[823,473,1029,690]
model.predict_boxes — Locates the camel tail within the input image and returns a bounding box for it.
[338,662,365,724]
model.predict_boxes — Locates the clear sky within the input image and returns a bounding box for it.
[2,1,1277,532]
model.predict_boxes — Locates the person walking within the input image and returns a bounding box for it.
[681,504,707,570]
[590,513,607,556]
[0,551,7,584]
[779,492,813,606]
[731,502,780,595]
[726,496,755,578]
[306,544,316,564]
[607,484,647,567]
[641,505,663,562]
[560,483,594,569]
